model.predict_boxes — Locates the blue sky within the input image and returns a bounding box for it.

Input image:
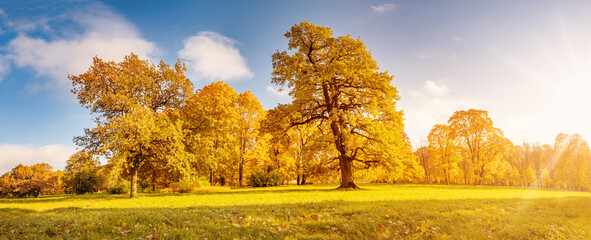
[1,0,590,172]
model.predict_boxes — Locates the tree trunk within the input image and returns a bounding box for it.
[152,170,157,192]
[297,174,301,185]
[321,81,358,189]
[301,174,307,185]
[463,160,468,184]
[329,120,358,189]
[130,166,138,198]
[337,156,358,189]
[239,138,246,187]
[478,165,485,185]
[209,168,214,186]
[239,160,244,187]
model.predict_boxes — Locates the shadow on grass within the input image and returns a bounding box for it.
[0,186,340,204]
[0,208,36,215]
[0,193,128,204]
[0,187,368,204]
[137,186,350,198]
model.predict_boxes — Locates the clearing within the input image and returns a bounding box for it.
[1,184,590,239]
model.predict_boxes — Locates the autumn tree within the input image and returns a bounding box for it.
[541,144,558,188]
[260,104,300,180]
[415,147,429,182]
[485,136,515,185]
[271,21,410,189]
[448,109,507,185]
[552,133,591,190]
[236,91,266,187]
[0,163,62,198]
[530,143,553,187]
[484,154,513,185]
[63,151,103,194]
[70,53,193,198]
[427,124,460,184]
[184,81,239,186]
[506,143,540,187]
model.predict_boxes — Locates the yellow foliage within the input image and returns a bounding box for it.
[271,21,416,187]
[69,53,193,197]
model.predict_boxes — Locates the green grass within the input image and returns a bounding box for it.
[1,184,590,239]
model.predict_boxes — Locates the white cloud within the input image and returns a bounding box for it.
[371,3,396,15]
[403,80,477,143]
[266,85,290,98]
[0,144,76,174]
[4,3,158,90]
[178,31,253,82]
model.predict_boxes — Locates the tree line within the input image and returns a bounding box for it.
[1,21,588,198]
[416,109,591,191]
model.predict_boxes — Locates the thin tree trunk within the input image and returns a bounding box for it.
[239,160,244,187]
[239,138,246,187]
[209,168,214,186]
[463,160,468,184]
[152,169,157,192]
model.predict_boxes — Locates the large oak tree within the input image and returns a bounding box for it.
[271,21,408,189]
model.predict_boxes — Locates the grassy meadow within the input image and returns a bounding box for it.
[1,184,590,239]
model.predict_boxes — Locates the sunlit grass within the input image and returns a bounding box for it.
[1,184,590,239]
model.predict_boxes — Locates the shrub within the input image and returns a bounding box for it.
[248,172,281,187]
[169,177,209,193]
[108,180,130,195]
[169,181,194,193]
